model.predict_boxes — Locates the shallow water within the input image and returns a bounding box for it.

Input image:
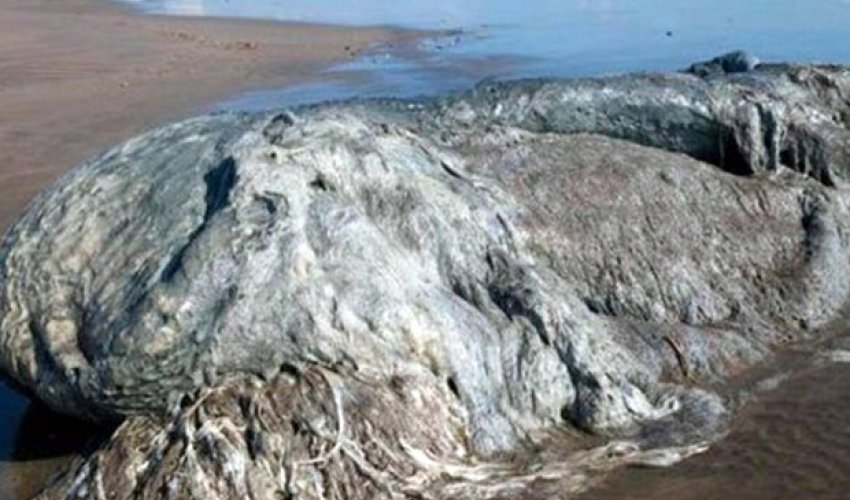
[4,1,850,498]
[122,0,850,109]
[0,381,106,499]
[583,360,850,500]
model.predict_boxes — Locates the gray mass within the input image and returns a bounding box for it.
[2,53,850,498]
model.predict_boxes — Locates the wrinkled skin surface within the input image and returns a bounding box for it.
[2,55,850,498]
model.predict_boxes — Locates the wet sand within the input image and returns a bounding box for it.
[0,0,420,232]
[0,1,423,496]
[584,359,850,500]
[5,2,850,499]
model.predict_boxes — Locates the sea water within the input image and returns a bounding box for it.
[5,0,850,497]
[120,0,850,109]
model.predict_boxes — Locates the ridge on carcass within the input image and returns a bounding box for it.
[2,54,850,498]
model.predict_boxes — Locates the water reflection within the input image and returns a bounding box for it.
[7,1,850,497]
[210,44,522,111]
[0,381,110,499]
[0,381,30,461]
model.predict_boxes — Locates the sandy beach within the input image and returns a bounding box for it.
[0,0,418,232]
[0,1,421,496]
[4,2,850,499]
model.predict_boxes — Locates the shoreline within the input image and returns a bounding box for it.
[0,0,428,232]
[8,57,850,498]
[6,3,850,500]
[0,1,428,497]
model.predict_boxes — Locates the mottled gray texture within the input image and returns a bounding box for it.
[2,56,850,498]
[687,50,760,77]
